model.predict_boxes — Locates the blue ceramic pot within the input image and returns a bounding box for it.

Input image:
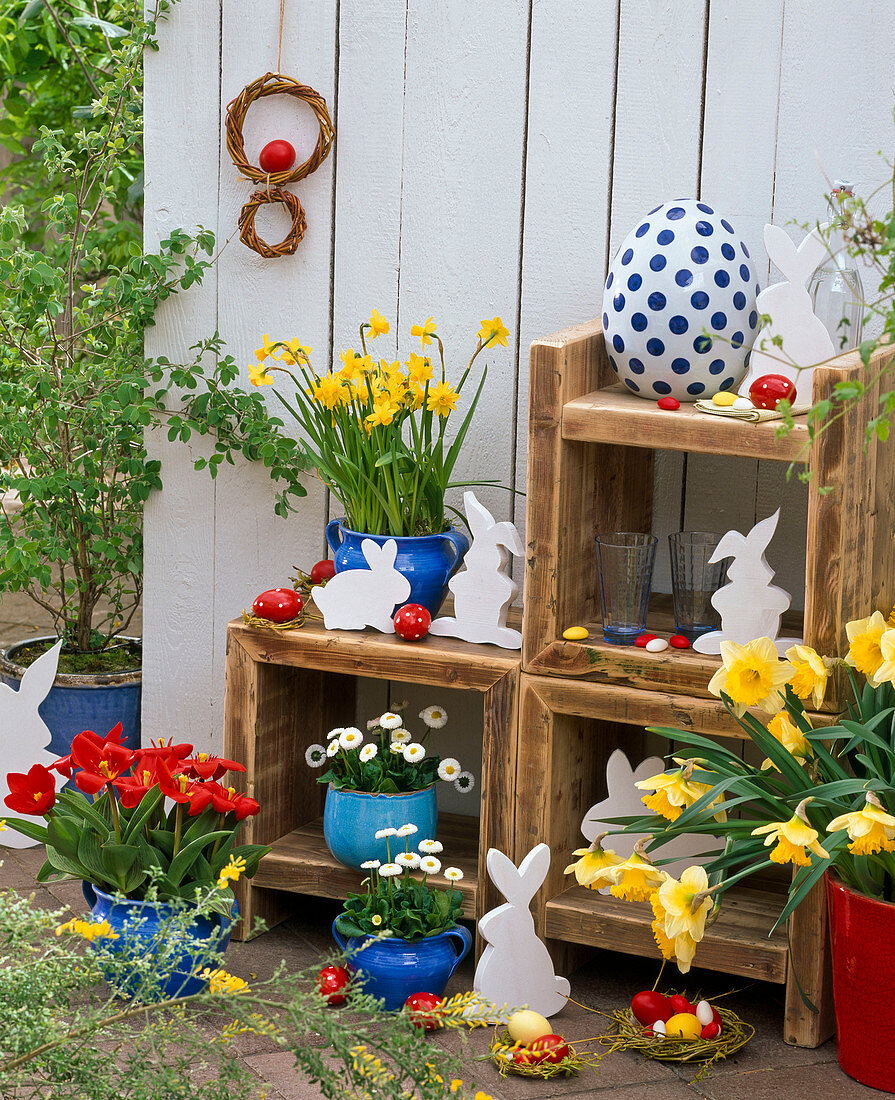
[325,519,469,618]
[332,918,472,1010]
[323,784,437,869]
[84,883,237,1001]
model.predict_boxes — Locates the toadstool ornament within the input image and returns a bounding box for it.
[258,139,296,173]
[252,588,303,622]
[393,604,431,641]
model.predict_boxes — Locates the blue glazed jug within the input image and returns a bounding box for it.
[332,918,472,1010]
[323,784,438,869]
[325,519,469,618]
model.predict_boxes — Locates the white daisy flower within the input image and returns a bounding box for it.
[419,705,448,729]
[359,743,378,763]
[443,867,464,882]
[418,839,443,855]
[454,770,475,794]
[326,740,341,757]
[396,823,418,837]
[419,856,442,874]
[339,728,364,750]
[360,859,381,870]
[374,827,397,839]
[390,729,411,745]
[305,744,327,767]
[403,742,425,763]
[327,726,346,741]
[437,757,461,782]
[379,712,403,729]
[366,717,380,730]
[396,851,420,869]
[378,862,402,877]
[389,742,406,754]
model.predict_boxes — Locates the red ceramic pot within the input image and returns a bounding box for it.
[827,872,895,1090]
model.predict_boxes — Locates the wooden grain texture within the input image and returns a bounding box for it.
[785,876,834,1047]
[479,665,520,920]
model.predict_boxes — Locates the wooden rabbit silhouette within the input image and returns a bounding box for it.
[474,844,570,1018]
[739,224,834,409]
[0,640,64,849]
[312,539,411,632]
[429,492,523,648]
[692,510,799,656]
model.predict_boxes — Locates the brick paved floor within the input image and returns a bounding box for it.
[0,845,882,1100]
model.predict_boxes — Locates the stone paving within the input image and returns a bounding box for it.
[0,845,882,1100]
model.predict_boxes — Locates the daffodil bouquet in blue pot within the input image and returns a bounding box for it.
[247,311,510,615]
[564,610,895,1088]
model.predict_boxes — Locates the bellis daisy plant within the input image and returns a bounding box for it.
[590,607,895,975]
[306,706,474,796]
[248,312,510,537]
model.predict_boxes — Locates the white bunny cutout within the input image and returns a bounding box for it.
[738,223,834,409]
[429,492,523,649]
[0,639,65,849]
[474,844,570,1019]
[311,538,411,633]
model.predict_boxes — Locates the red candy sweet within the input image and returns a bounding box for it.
[258,139,296,173]
[701,1021,722,1040]
[309,559,336,584]
[669,634,690,649]
[393,603,431,641]
[317,964,350,1005]
[252,588,303,623]
[634,633,657,648]
[657,397,680,410]
[748,373,797,410]
[404,991,443,1029]
[668,994,695,1015]
[516,1034,570,1065]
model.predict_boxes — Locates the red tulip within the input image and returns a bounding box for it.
[138,738,194,763]
[156,757,195,805]
[210,784,260,821]
[71,732,136,795]
[182,754,247,782]
[114,760,164,809]
[186,781,217,816]
[4,764,56,815]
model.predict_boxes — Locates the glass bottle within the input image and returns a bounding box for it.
[808,181,864,350]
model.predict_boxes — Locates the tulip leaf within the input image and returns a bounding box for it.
[0,817,49,844]
[167,830,232,885]
[47,815,81,860]
[55,789,111,838]
[122,786,163,842]
[78,829,110,885]
[214,843,271,878]
[44,845,91,882]
[101,842,140,879]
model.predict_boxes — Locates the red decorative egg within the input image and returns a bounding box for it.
[317,964,350,1005]
[634,633,657,648]
[748,374,797,411]
[310,559,336,584]
[669,634,690,649]
[668,993,695,1015]
[404,991,443,1029]
[393,603,431,641]
[657,396,680,411]
[701,1021,722,1040]
[258,139,296,173]
[631,990,672,1025]
[516,1034,570,1065]
[252,588,302,622]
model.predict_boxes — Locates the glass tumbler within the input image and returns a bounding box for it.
[594,532,657,645]
[668,531,726,641]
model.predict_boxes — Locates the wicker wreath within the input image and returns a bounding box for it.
[225,71,334,186]
[237,187,307,259]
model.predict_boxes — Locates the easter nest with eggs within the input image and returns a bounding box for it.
[607,1003,753,1065]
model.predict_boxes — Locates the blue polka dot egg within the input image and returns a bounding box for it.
[602,199,759,402]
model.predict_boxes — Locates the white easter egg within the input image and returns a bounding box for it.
[602,199,759,402]
[695,999,714,1026]
[731,397,754,410]
[645,637,669,653]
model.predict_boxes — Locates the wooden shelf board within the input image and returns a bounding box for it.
[546,883,789,983]
[562,383,810,462]
[253,812,479,918]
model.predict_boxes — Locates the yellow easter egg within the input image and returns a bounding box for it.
[562,626,589,641]
[712,390,737,407]
[664,1012,702,1040]
[507,1010,552,1045]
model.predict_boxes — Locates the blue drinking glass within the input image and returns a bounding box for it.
[668,531,726,641]
[595,532,657,645]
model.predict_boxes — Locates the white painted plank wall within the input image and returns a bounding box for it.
[144,0,895,751]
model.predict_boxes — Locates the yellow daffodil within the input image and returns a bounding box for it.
[254,333,278,362]
[365,397,398,429]
[828,794,895,855]
[367,309,389,339]
[563,837,623,888]
[217,855,248,890]
[411,316,437,347]
[873,629,895,687]
[608,850,667,902]
[277,338,311,365]
[248,362,274,387]
[845,611,889,686]
[707,637,793,717]
[651,866,714,973]
[478,315,509,347]
[785,644,833,709]
[310,373,347,411]
[200,968,249,995]
[762,711,813,770]
[376,357,402,378]
[339,347,364,380]
[406,381,426,410]
[752,799,830,866]
[405,352,433,384]
[55,918,119,942]
[649,891,681,964]
[635,759,725,823]
[0,820,6,831]
[426,380,459,418]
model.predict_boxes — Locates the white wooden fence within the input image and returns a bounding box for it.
[145,0,895,752]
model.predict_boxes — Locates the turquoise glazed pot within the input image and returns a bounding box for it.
[83,883,237,1001]
[323,784,437,869]
[325,519,469,618]
[332,919,472,1010]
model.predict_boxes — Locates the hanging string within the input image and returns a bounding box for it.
[277,0,286,73]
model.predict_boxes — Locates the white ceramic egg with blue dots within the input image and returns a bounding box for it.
[601,200,759,402]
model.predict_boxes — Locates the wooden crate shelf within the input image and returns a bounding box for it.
[255,813,480,917]
[545,883,789,984]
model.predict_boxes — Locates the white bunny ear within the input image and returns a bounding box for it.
[487,844,550,907]
[516,844,551,894]
[486,848,524,902]
[375,538,399,570]
[764,223,827,288]
[763,223,800,279]
[18,639,62,704]
[464,492,495,536]
[744,509,781,552]
[360,538,384,569]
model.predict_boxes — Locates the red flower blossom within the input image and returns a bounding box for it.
[114,758,164,809]
[51,723,126,782]
[4,764,56,815]
[48,755,74,779]
[71,732,136,795]
[210,784,260,821]
[156,757,195,805]
[187,781,217,816]
[139,738,193,763]
[182,753,247,781]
